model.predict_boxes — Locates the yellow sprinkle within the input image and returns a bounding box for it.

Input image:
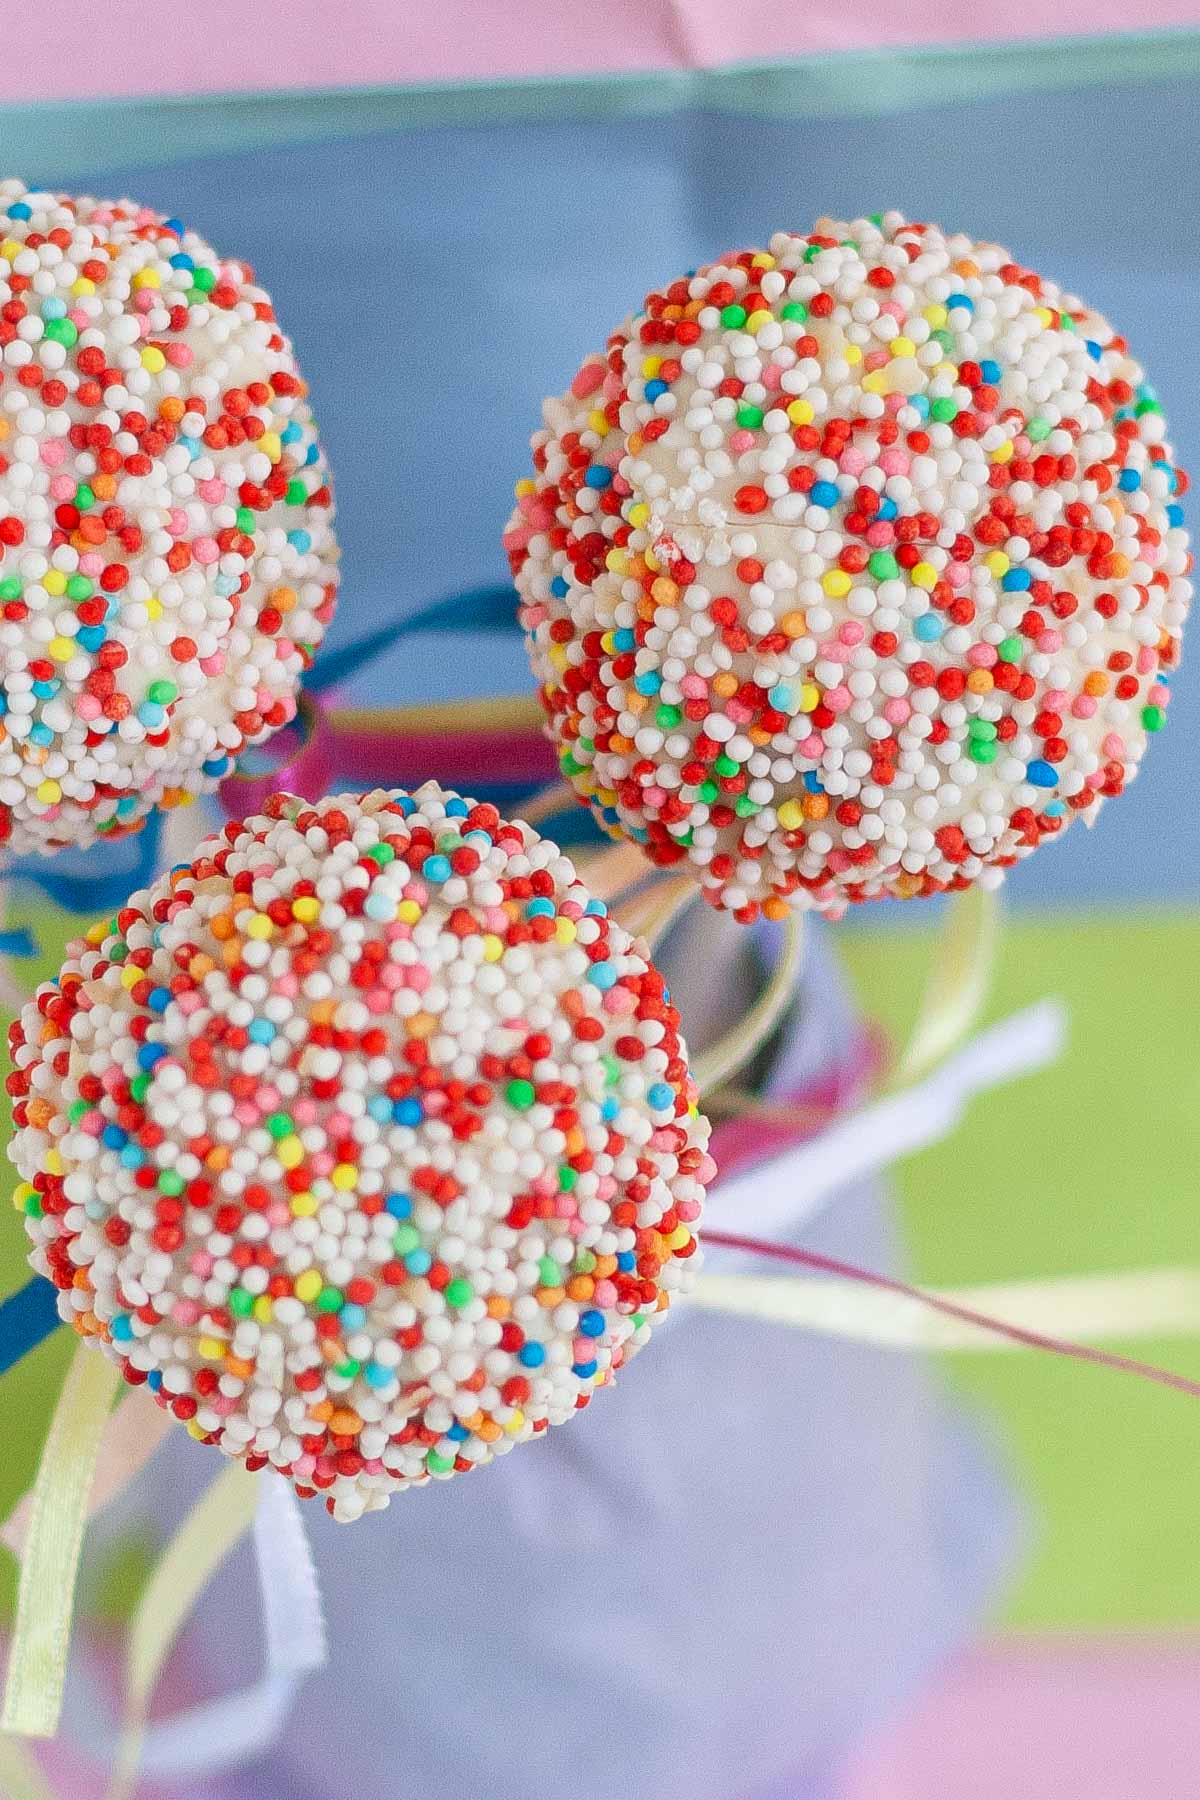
[1034,306,1054,328]
[548,643,568,670]
[890,336,916,357]
[197,1336,225,1361]
[48,636,75,661]
[605,549,627,575]
[991,440,1014,464]
[924,303,948,327]
[253,1297,273,1324]
[71,277,95,298]
[294,1270,322,1304]
[504,1410,525,1435]
[45,1149,63,1177]
[842,344,862,365]
[36,779,62,804]
[644,547,660,575]
[799,683,820,712]
[291,1193,319,1219]
[587,409,609,437]
[910,562,938,590]
[554,918,579,948]
[277,1135,304,1170]
[777,799,805,830]
[861,371,887,395]
[627,501,649,528]
[985,550,1010,578]
[120,966,140,990]
[641,356,662,379]
[131,268,160,289]
[513,478,535,498]
[397,899,421,925]
[259,431,282,463]
[186,1421,208,1440]
[666,1225,692,1251]
[745,308,772,335]
[934,361,958,380]
[43,570,66,597]
[482,934,503,963]
[292,896,320,923]
[787,399,814,426]
[751,252,776,269]
[332,1163,357,1191]
[145,597,163,620]
[140,347,166,374]
[600,631,616,653]
[821,569,852,598]
[86,920,108,945]
[244,912,273,940]
[14,1183,35,1212]
[0,240,21,262]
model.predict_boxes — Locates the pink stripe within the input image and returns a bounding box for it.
[708,1028,885,1177]
[333,726,560,790]
[704,1229,1200,1402]
[16,0,1200,99]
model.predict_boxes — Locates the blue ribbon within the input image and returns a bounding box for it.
[305,583,521,694]
[0,1277,61,1376]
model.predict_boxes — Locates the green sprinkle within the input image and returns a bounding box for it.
[1142,704,1166,732]
[506,1078,536,1110]
[24,1194,42,1219]
[736,404,764,429]
[229,1287,254,1317]
[285,480,308,505]
[392,1225,421,1255]
[335,1358,361,1379]
[868,551,899,581]
[44,317,77,348]
[537,1256,561,1288]
[573,1250,597,1274]
[720,304,747,329]
[147,680,177,705]
[655,703,682,729]
[74,484,95,511]
[444,1278,473,1308]
[157,1170,185,1196]
[780,301,808,322]
[561,751,583,776]
[603,1055,620,1087]
[998,636,1023,663]
[968,719,997,741]
[66,574,92,601]
[698,779,719,803]
[968,739,998,764]
[367,842,395,864]
[266,1111,293,1139]
[558,1166,578,1192]
[0,577,22,601]
[191,266,217,292]
[235,506,256,534]
[713,753,738,777]
[929,398,958,423]
[129,1073,150,1103]
[68,1099,89,1123]
[1027,417,1052,441]
[426,1450,454,1473]
[734,796,760,817]
[316,1286,344,1314]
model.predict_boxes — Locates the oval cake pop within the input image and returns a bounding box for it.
[0,178,338,854]
[506,212,1191,921]
[8,784,711,1520]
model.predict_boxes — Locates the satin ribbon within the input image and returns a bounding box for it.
[1,1342,120,1738]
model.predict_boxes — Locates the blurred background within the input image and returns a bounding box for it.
[1,3,1199,1795]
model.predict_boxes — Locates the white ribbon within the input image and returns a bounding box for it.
[135,1471,327,1779]
[703,997,1067,1248]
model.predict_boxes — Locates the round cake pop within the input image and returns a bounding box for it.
[8,784,711,1520]
[0,178,338,855]
[506,213,1191,921]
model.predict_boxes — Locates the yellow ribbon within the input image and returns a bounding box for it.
[890,883,999,1088]
[106,1462,259,1800]
[0,1732,57,1800]
[2,1341,120,1739]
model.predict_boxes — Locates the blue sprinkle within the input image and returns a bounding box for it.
[0,691,6,716]
[643,379,667,402]
[31,682,57,701]
[163,217,185,236]
[550,575,569,598]
[584,898,608,917]
[525,897,556,918]
[119,1145,144,1170]
[422,854,451,883]
[803,771,825,794]
[6,202,31,221]
[367,1094,392,1124]
[115,795,139,816]
[1025,759,1058,788]
[518,1341,546,1368]
[1117,469,1141,492]
[137,702,165,729]
[112,1315,134,1343]
[1001,569,1032,592]
[77,626,106,652]
[393,793,416,815]
[40,296,67,320]
[980,359,1002,384]
[587,962,617,990]
[169,252,194,271]
[248,1019,276,1044]
[281,422,303,444]
[202,756,230,777]
[339,1303,367,1332]
[1044,799,1067,817]
[769,683,796,713]
[446,1421,469,1441]
[913,613,944,642]
[392,1097,424,1128]
[612,628,636,652]
[600,1096,620,1122]
[947,293,974,313]
[572,1360,599,1380]
[403,1249,433,1276]
[286,530,312,553]
[385,1192,412,1219]
[1085,339,1104,361]
[445,797,469,816]
[634,672,661,696]
[909,394,930,418]
[1167,505,1185,527]
[137,1043,166,1070]
[146,1371,163,1393]
[585,464,614,488]
[647,1082,674,1112]
[876,497,898,520]
[810,480,840,508]
[102,1125,127,1151]
[579,1308,606,1338]
[363,1362,393,1389]
[147,987,171,1014]
[617,1252,636,1272]
[29,723,53,747]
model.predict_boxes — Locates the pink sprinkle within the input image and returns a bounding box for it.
[197,479,225,504]
[326,1112,351,1138]
[680,675,707,699]
[593,1279,618,1308]
[166,343,192,367]
[883,698,911,726]
[570,360,605,400]
[880,301,906,322]
[1044,688,1068,711]
[193,536,220,566]
[878,449,910,476]
[838,448,867,475]
[946,562,970,587]
[1036,630,1063,654]
[75,694,102,721]
[838,621,865,646]
[826,849,853,873]
[267,1203,291,1227]
[602,986,636,1015]
[403,964,431,993]
[967,644,997,668]
[190,1252,214,1278]
[1148,682,1169,705]
[199,654,224,676]
[865,521,895,548]
[79,552,103,577]
[864,350,889,371]
[49,474,75,501]
[1137,646,1157,674]
[1071,695,1097,719]
[762,363,783,390]
[39,439,66,467]
[824,686,852,714]
[798,733,824,758]
[730,429,755,454]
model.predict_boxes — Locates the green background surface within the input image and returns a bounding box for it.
[0,898,1196,1628]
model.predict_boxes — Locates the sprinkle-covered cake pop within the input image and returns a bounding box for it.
[0,179,338,854]
[9,785,710,1520]
[506,213,1191,921]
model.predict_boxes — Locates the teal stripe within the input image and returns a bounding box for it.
[1,27,1198,179]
